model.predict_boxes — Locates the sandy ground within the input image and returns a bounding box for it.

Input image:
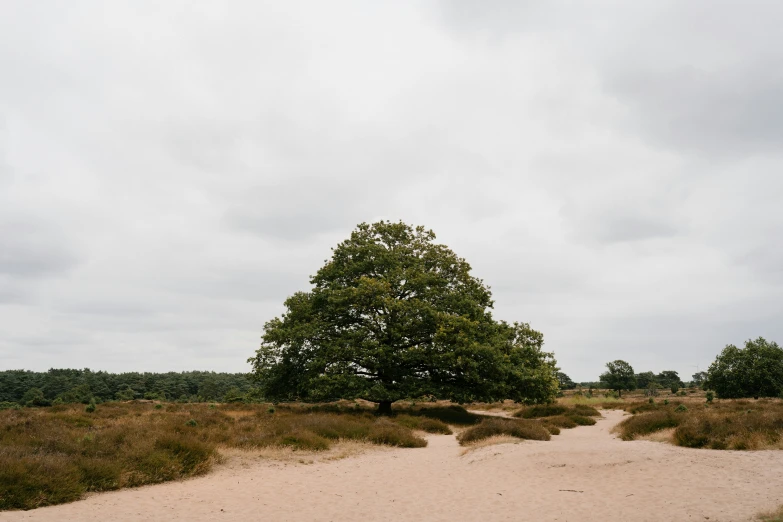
[3,410,782,522]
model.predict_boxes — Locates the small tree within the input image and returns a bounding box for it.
[250,221,559,413]
[635,371,657,389]
[705,337,783,399]
[656,370,684,391]
[556,372,576,390]
[691,371,707,388]
[599,360,636,397]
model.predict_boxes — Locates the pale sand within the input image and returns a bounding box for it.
[3,410,782,522]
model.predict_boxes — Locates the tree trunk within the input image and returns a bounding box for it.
[377,400,393,415]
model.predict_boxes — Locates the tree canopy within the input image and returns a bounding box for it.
[599,360,636,397]
[557,372,576,390]
[249,221,559,412]
[705,337,783,399]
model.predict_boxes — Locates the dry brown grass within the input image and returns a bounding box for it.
[0,402,428,511]
[757,504,783,522]
[458,435,522,455]
[456,417,551,445]
[614,399,783,450]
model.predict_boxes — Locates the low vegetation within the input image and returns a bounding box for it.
[757,504,783,522]
[0,402,430,511]
[457,418,551,444]
[614,399,783,450]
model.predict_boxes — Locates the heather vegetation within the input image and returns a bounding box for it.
[0,401,433,510]
[612,399,783,450]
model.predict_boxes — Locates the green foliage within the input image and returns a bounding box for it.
[691,371,707,387]
[675,404,688,412]
[634,371,656,389]
[249,221,559,409]
[648,397,654,404]
[22,388,51,407]
[706,391,714,403]
[557,372,576,390]
[0,368,256,404]
[185,419,198,427]
[85,399,96,414]
[656,370,683,390]
[705,337,783,399]
[599,360,636,396]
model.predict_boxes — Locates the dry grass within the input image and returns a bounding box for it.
[456,418,551,445]
[757,504,783,521]
[458,435,522,454]
[614,399,783,450]
[0,402,428,511]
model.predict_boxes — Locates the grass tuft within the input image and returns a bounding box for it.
[457,418,550,445]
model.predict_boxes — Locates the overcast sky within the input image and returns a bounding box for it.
[1,1,781,381]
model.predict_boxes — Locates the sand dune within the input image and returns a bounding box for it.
[2,410,781,522]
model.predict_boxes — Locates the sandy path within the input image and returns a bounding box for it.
[3,410,782,522]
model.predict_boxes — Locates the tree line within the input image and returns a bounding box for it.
[0,369,256,407]
[568,337,782,399]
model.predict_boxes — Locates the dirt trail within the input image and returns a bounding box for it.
[3,410,782,522]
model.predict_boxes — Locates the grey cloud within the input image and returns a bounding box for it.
[0,220,78,278]
[1,0,782,380]
[223,180,369,241]
[584,213,678,244]
[606,65,783,157]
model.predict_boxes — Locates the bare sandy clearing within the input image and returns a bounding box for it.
[2,410,781,522]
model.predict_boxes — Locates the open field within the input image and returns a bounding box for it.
[2,397,782,520]
[1,408,782,521]
[0,400,598,510]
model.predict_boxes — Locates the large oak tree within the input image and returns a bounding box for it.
[249,221,558,413]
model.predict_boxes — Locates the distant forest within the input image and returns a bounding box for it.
[0,369,255,405]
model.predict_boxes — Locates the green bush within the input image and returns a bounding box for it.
[706,391,714,403]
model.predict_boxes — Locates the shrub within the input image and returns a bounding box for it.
[675,404,688,412]
[516,404,567,418]
[648,397,654,404]
[368,420,427,448]
[542,415,577,429]
[393,414,453,435]
[706,391,714,403]
[413,405,480,425]
[185,419,198,427]
[278,431,330,451]
[616,410,681,440]
[85,400,97,414]
[568,415,597,426]
[457,418,550,445]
